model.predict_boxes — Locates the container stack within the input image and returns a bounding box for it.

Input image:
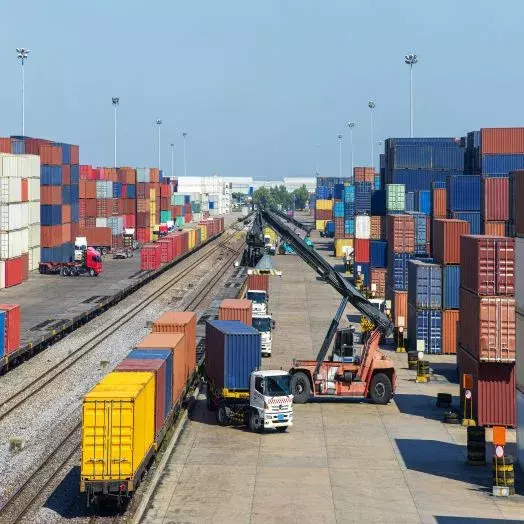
[0,154,40,287]
[481,176,509,236]
[117,167,137,229]
[458,235,516,427]
[447,175,481,234]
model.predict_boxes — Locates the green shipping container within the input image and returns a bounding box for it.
[175,216,185,227]
[386,184,406,211]
[191,202,201,213]
[160,210,172,223]
[171,194,185,206]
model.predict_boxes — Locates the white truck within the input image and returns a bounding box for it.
[252,314,274,357]
[208,370,293,433]
[246,289,268,316]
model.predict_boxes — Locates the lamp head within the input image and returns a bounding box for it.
[368,101,376,109]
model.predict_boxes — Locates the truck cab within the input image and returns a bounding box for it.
[246,289,268,316]
[252,315,274,357]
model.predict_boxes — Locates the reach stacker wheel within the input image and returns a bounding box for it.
[290,372,311,404]
[369,373,393,405]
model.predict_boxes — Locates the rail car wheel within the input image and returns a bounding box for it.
[369,373,393,405]
[290,372,311,404]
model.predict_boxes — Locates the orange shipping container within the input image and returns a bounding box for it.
[62,205,71,223]
[62,223,72,243]
[387,214,415,253]
[39,145,62,165]
[392,290,408,329]
[432,187,447,218]
[370,268,387,298]
[481,128,524,155]
[80,180,97,199]
[441,309,459,355]
[62,165,71,185]
[218,299,252,326]
[21,179,28,202]
[433,219,470,265]
[40,225,63,247]
[136,333,187,406]
[0,138,11,153]
[152,312,197,384]
[41,186,62,205]
[150,168,160,183]
[483,221,507,236]
[247,274,269,293]
[370,216,385,240]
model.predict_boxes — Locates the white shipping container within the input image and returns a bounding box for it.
[96,218,108,228]
[20,227,29,253]
[0,229,23,259]
[29,201,40,225]
[355,215,371,239]
[29,246,40,271]
[0,260,6,289]
[20,154,41,178]
[0,178,22,204]
[0,153,22,178]
[0,203,29,231]
[28,178,40,201]
[136,168,150,183]
[28,223,40,248]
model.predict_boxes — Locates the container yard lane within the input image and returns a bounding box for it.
[141,216,523,524]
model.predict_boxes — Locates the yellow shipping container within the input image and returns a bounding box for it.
[198,224,207,242]
[316,219,328,231]
[149,188,156,202]
[334,238,353,258]
[80,371,155,491]
[316,199,333,211]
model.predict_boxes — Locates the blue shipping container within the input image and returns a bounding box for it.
[407,260,442,309]
[355,262,371,286]
[387,252,414,291]
[343,202,355,219]
[11,139,25,154]
[334,184,344,200]
[355,182,372,213]
[374,174,381,191]
[0,311,5,358]
[370,240,387,268]
[61,185,71,205]
[371,190,386,215]
[408,308,442,354]
[481,154,524,175]
[450,211,481,235]
[344,219,355,235]
[447,175,480,211]
[58,143,71,164]
[127,184,136,198]
[432,181,446,189]
[71,202,79,222]
[333,201,344,218]
[71,184,79,203]
[442,265,460,310]
[41,166,62,186]
[209,201,215,210]
[385,169,459,193]
[70,164,79,185]
[205,320,261,391]
[184,195,191,204]
[416,190,431,215]
[405,192,415,211]
[41,205,62,226]
[344,185,355,202]
[41,242,73,263]
[325,221,335,235]
[406,211,428,246]
[127,349,173,418]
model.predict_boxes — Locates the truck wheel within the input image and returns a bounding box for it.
[89,268,96,277]
[276,426,287,433]
[370,373,393,405]
[61,267,70,277]
[101,247,108,255]
[249,410,264,433]
[70,267,78,277]
[216,404,230,426]
[290,372,311,404]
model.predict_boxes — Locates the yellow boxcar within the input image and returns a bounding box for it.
[315,219,328,231]
[149,187,156,202]
[198,224,207,242]
[80,371,156,497]
[334,238,353,258]
[315,199,333,210]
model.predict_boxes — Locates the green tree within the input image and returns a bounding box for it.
[253,186,275,207]
[292,184,309,210]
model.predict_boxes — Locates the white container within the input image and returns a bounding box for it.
[96,181,113,199]
[355,215,371,239]
[28,178,40,202]
[0,154,22,178]
[0,230,23,258]
[29,201,40,225]
[96,218,108,228]
[136,168,150,183]
[0,178,22,204]
[20,154,41,178]
[20,227,29,253]
[28,223,40,248]
[0,203,29,231]
[29,246,40,271]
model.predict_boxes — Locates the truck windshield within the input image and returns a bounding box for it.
[265,375,291,396]
[247,291,266,304]
[252,317,271,332]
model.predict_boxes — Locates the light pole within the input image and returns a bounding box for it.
[155,119,162,169]
[405,53,418,137]
[337,134,343,179]
[315,143,320,175]
[112,97,119,167]
[170,143,175,179]
[347,122,356,179]
[16,48,30,136]
[368,101,376,167]
[182,132,188,177]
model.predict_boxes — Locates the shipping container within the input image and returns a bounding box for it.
[385,169,453,193]
[416,190,431,215]
[141,243,162,271]
[81,372,155,484]
[387,214,415,253]
[450,211,481,235]
[441,309,459,354]
[517,238,524,315]
[447,175,481,211]
[431,186,447,218]
[205,320,261,391]
[370,216,385,240]
[408,260,442,309]
[334,238,353,258]
[483,221,507,236]
[355,215,370,239]
[392,290,408,328]
[354,182,372,213]
[481,177,509,220]
[370,268,387,298]
[432,219,470,265]
[460,235,514,296]
[405,192,415,212]
[457,345,516,427]
[370,240,387,268]
[78,227,112,249]
[157,239,173,263]
[218,299,252,326]
[0,311,5,357]
[408,307,442,354]
[354,239,370,263]
[387,252,414,291]
[0,304,21,354]
[442,265,460,310]
[386,184,405,211]
[460,289,515,362]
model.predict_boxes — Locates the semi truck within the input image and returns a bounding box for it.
[205,320,293,433]
[38,245,103,276]
[246,289,268,316]
[252,314,274,357]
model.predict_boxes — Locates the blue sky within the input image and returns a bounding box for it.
[1,1,523,178]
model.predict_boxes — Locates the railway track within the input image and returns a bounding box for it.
[0,226,247,524]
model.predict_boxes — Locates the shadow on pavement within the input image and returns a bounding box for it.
[394,393,457,421]
[430,361,459,384]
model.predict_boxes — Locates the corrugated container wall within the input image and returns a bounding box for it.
[433,219,470,265]
[218,299,252,326]
[481,177,509,221]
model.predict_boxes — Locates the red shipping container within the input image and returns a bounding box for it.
[115,358,167,437]
[334,217,345,239]
[160,185,171,197]
[137,199,149,213]
[184,213,192,224]
[136,212,150,228]
[21,253,28,280]
[432,187,447,218]
[118,167,136,184]
[315,209,333,221]
[433,219,470,265]
[459,288,515,362]
[0,138,11,153]
[460,235,514,296]
[370,216,385,240]
[353,167,375,183]
[23,137,51,156]
[141,243,162,270]
[39,145,62,165]
[219,299,252,326]
[40,225,63,247]
[370,268,387,298]
[173,205,183,217]
[80,180,96,199]
[96,199,109,218]
[354,239,370,263]
[123,198,135,214]
[137,183,150,199]
[387,214,415,253]
[483,221,507,236]
[112,234,123,249]
[157,239,173,263]
[112,199,124,215]
[79,165,93,180]
[150,168,160,183]
[481,128,524,155]
[70,144,80,164]
[78,227,112,247]
[71,222,79,240]
[62,223,72,243]
[3,257,23,288]
[482,177,509,221]
[136,228,151,244]
[457,344,516,427]
[61,165,71,185]
[41,186,62,205]
[160,197,170,210]
[172,230,189,254]
[21,179,28,202]
[441,309,459,355]
[80,199,97,218]
[248,274,269,293]
[0,304,21,353]
[392,290,408,328]
[62,205,71,223]
[123,214,135,228]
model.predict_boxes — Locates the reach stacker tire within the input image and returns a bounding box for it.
[369,373,393,405]
[290,372,311,404]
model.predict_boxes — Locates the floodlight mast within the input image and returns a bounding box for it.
[112,97,119,167]
[404,53,418,137]
[16,48,30,135]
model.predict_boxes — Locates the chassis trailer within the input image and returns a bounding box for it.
[38,247,103,277]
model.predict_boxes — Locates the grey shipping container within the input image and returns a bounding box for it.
[407,259,442,309]
[205,320,261,391]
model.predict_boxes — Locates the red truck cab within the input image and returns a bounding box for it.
[85,247,103,275]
